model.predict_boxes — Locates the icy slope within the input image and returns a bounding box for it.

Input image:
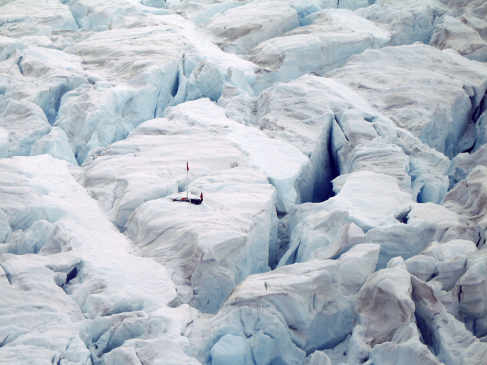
[250,9,390,88]
[0,155,196,364]
[1,0,487,364]
[189,244,380,365]
[329,43,487,159]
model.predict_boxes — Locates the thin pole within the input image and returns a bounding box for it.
[186,160,189,202]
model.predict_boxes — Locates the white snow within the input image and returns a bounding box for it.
[0,155,194,363]
[2,0,487,363]
[450,144,487,184]
[431,15,487,62]
[207,1,300,54]
[83,99,310,231]
[444,166,487,240]
[0,0,78,39]
[331,171,412,230]
[250,9,390,88]
[329,43,487,159]
[356,0,445,46]
[190,244,380,365]
[432,0,487,62]
[125,165,278,313]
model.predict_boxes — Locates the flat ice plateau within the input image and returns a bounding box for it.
[1,0,487,364]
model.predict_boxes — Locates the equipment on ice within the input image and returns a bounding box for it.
[171,161,204,205]
[172,192,204,205]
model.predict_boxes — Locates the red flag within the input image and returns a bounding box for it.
[186,161,189,172]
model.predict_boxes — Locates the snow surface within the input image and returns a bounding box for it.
[250,9,390,89]
[1,0,487,364]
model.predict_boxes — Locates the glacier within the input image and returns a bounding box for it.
[1,0,487,364]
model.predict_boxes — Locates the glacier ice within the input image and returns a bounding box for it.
[250,9,390,89]
[348,260,442,365]
[83,98,310,229]
[125,165,278,314]
[0,97,50,156]
[356,0,445,46]
[278,170,411,266]
[189,244,380,365]
[0,42,87,161]
[0,155,196,363]
[450,144,487,185]
[2,0,487,363]
[223,72,454,204]
[207,1,300,54]
[431,15,487,62]
[329,43,487,159]
[412,276,487,365]
[0,0,78,39]
[443,166,487,245]
[432,0,487,62]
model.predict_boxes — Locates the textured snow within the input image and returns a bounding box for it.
[444,166,487,242]
[348,261,444,365]
[365,199,482,269]
[2,0,487,363]
[83,98,309,228]
[224,70,455,203]
[0,42,87,161]
[407,239,477,290]
[278,170,410,266]
[0,0,78,39]
[433,0,487,61]
[431,15,487,62]
[412,276,487,365]
[329,43,487,159]
[207,1,300,54]
[450,144,487,184]
[0,155,196,364]
[356,0,445,46]
[189,244,380,365]
[250,9,390,88]
[125,165,278,314]
[56,16,256,163]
